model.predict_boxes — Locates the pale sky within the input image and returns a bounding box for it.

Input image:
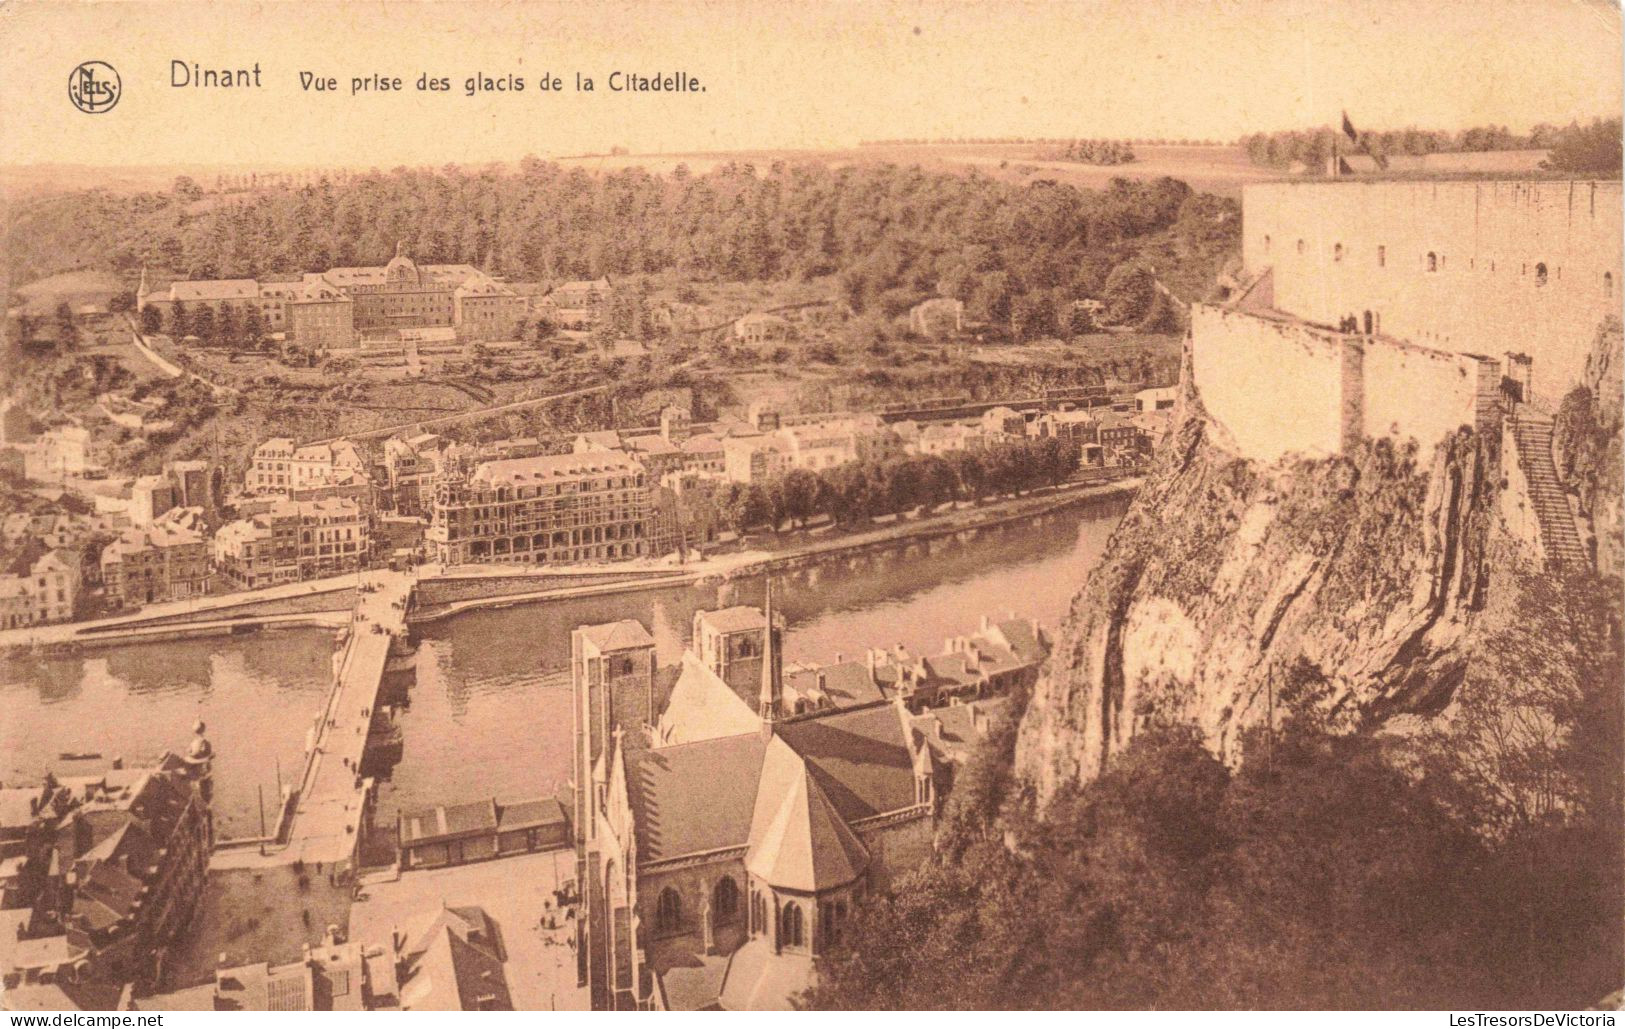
[0,0,1619,167]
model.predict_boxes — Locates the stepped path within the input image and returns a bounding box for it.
[1512,413,1589,571]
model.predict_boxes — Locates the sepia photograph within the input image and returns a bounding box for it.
[0,0,1621,1015]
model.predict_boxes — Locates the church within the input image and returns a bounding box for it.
[569,588,946,1010]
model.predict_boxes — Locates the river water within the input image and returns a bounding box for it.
[0,493,1127,844]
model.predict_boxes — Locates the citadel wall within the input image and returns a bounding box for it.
[1190,304,1495,463]
[1188,305,1351,462]
[1242,179,1621,404]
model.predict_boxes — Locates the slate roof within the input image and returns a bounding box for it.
[744,738,868,892]
[397,905,512,1011]
[697,606,767,634]
[784,661,885,709]
[472,450,643,486]
[773,703,919,824]
[628,701,918,868]
[577,619,655,653]
[716,937,814,1011]
[495,797,565,831]
[624,733,767,864]
[656,653,761,747]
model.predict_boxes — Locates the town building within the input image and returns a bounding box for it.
[0,543,79,628]
[396,796,569,870]
[212,497,368,588]
[100,520,210,608]
[246,438,367,496]
[733,313,791,344]
[380,433,445,517]
[136,924,399,1012]
[427,450,649,566]
[139,245,526,348]
[534,278,611,329]
[20,425,94,483]
[390,905,513,1011]
[0,729,214,1005]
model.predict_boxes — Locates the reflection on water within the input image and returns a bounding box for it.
[0,631,336,838]
[377,495,1127,829]
[0,495,1127,846]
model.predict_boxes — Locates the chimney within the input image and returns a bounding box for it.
[972,706,990,736]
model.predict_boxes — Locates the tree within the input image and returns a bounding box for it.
[172,175,204,202]
[1101,263,1156,326]
[168,300,190,338]
[1543,118,1623,174]
[138,305,163,336]
[241,305,265,350]
[721,483,772,535]
[54,302,78,348]
[190,304,215,344]
[216,303,239,349]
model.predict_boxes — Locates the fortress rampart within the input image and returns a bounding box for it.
[1190,305,1496,463]
[1241,179,1621,405]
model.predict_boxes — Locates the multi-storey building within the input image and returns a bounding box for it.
[138,245,526,347]
[427,451,649,566]
[100,520,211,608]
[0,543,79,628]
[212,498,367,587]
[245,438,367,496]
[0,728,214,1004]
[534,278,611,329]
[380,433,445,517]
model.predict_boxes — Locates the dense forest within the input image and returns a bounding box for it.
[3,161,1238,333]
[1240,117,1623,173]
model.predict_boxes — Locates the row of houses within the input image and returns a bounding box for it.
[0,732,215,1009]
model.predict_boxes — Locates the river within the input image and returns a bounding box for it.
[0,493,1127,846]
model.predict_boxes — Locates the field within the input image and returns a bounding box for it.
[554,143,1275,198]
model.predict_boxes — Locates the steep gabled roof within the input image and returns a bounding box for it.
[743,738,868,892]
[624,733,766,864]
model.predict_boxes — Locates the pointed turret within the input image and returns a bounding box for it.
[759,581,783,732]
[136,265,151,311]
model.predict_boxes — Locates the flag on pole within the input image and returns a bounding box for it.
[1342,111,1358,143]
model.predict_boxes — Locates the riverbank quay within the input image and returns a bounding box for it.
[0,575,360,654]
[407,475,1140,624]
[0,476,1139,653]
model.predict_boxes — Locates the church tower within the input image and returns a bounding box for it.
[136,265,151,312]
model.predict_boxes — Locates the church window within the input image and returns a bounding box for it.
[1606,272,1614,297]
[1535,263,1549,287]
[1333,243,1343,263]
[1426,252,1438,273]
[656,887,681,933]
[1296,239,1305,254]
[1377,245,1386,267]
[782,901,804,947]
[713,877,739,923]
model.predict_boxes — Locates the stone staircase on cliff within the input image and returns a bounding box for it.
[1511,413,1590,571]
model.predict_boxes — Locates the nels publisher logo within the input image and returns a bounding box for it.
[68,61,120,113]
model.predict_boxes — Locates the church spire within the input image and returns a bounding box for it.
[395,239,404,258]
[759,580,782,731]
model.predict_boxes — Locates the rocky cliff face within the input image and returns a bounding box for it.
[1016,402,1498,806]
